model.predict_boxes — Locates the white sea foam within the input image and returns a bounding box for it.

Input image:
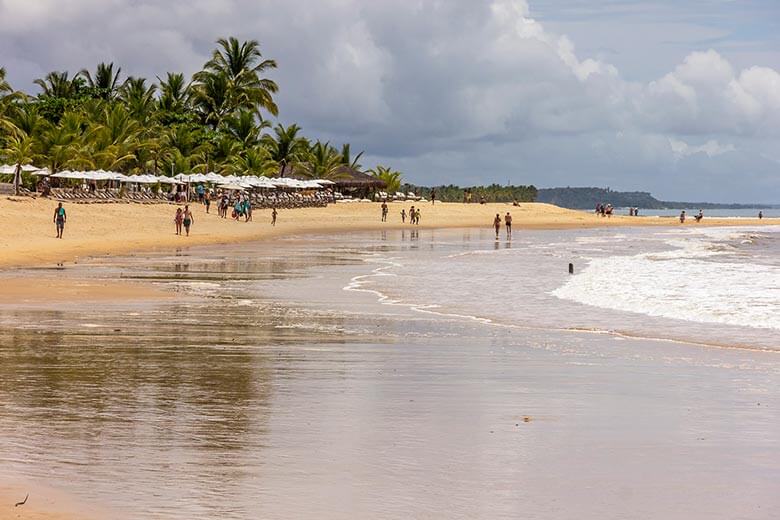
[553,229,780,331]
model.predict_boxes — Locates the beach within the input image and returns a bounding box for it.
[0,196,773,271]
[0,225,778,520]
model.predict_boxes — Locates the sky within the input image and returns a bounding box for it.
[1,0,778,202]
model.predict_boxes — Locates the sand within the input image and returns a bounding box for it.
[0,196,773,270]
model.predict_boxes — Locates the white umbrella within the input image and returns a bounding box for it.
[217,183,247,191]
[0,164,43,174]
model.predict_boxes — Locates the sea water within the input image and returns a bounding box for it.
[343,226,780,350]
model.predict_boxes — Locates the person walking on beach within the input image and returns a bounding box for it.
[53,202,67,239]
[409,205,415,224]
[381,202,388,222]
[271,207,278,226]
[204,191,211,214]
[680,210,686,223]
[245,198,253,222]
[401,208,406,223]
[759,211,763,219]
[414,208,421,225]
[505,212,512,239]
[430,188,436,205]
[695,209,703,222]
[183,205,194,236]
[174,207,183,235]
[493,213,502,238]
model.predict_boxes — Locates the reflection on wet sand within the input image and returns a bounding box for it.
[0,232,778,520]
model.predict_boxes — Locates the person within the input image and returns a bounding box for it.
[196,183,205,203]
[174,207,183,235]
[414,207,421,225]
[220,194,229,219]
[512,199,519,207]
[53,202,67,239]
[695,209,703,223]
[233,198,242,220]
[245,198,252,222]
[759,211,763,219]
[606,204,613,218]
[463,190,468,204]
[629,207,634,216]
[595,203,602,215]
[204,191,211,214]
[480,195,486,205]
[183,205,194,236]
[401,208,407,223]
[680,210,686,223]
[409,205,415,224]
[430,188,436,205]
[505,212,512,238]
[466,189,472,203]
[381,202,388,222]
[634,207,639,216]
[493,213,501,238]
[271,207,278,226]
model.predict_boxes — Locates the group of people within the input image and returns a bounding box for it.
[595,203,614,217]
[628,207,640,216]
[174,205,195,236]
[679,209,704,223]
[400,205,422,224]
[493,212,513,239]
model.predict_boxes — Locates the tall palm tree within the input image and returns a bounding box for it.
[79,62,123,100]
[226,146,278,176]
[299,141,345,180]
[192,72,232,128]
[262,123,309,176]
[2,131,36,195]
[193,37,278,121]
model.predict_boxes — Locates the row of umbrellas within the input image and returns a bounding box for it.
[1,165,334,190]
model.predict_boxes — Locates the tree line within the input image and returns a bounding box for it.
[0,37,401,194]
[403,183,538,203]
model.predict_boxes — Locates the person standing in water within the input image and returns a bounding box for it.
[493,213,502,238]
[400,208,406,223]
[381,202,388,222]
[505,212,512,239]
[271,207,278,226]
[53,203,67,239]
[183,205,194,236]
[680,210,686,223]
[759,211,763,219]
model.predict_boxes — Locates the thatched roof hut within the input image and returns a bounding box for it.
[281,164,387,191]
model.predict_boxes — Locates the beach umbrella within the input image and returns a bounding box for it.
[0,164,42,174]
[217,183,247,191]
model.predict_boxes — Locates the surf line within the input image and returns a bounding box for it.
[343,254,779,354]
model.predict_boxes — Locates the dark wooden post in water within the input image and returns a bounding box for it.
[568,263,574,274]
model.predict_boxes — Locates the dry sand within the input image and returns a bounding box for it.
[0,196,773,271]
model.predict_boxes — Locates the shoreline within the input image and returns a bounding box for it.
[0,197,776,271]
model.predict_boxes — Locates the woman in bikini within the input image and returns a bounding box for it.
[174,207,183,235]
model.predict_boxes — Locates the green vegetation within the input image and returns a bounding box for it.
[403,183,537,203]
[0,37,404,194]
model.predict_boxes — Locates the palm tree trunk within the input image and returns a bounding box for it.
[13,163,21,196]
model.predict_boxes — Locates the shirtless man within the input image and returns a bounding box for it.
[505,212,512,238]
[493,213,501,239]
[53,203,67,239]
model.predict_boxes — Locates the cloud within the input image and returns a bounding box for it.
[0,0,778,202]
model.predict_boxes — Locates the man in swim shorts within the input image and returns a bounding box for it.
[505,212,512,238]
[53,202,67,239]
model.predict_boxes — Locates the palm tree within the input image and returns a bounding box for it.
[340,143,364,171]
[222,110,267,149]
[120,77,157,121]
[2,131,36,195]
[157,72,191,114]
[191,72,232,128]
[262,123,309,176]
[226,146,278,176]
[79,62,122,100]
[299,141,345,180]
[193,37,278,121]
[33,71,84,98]
[369,165,403,193]
[0,68,22,137]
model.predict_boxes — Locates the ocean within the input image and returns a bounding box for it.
[0,225,778,519]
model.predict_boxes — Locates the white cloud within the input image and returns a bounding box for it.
[0,0,778,201]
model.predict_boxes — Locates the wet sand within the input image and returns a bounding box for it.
[0,196,774,270]
[0,232,777,519]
